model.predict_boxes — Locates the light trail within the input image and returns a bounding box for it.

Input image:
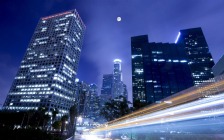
[91,75,224,133]
[92,93,224,132]
[104,79,224,126]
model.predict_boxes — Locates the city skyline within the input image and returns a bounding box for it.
[1,0,224,105]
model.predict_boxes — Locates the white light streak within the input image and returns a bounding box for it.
[96,92,224,131]
[175,32,181,43]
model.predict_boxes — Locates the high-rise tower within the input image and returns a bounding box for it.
[176,27,215,85]
[101,74,113,101]
[101,59,128,101]
[112,59,125,98]
[113,59,122,82]
[131,35,193,105]
[3,10,86,116]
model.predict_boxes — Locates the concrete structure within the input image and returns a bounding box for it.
[3,10,85,116]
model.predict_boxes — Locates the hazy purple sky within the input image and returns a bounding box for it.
[0,0,224,106]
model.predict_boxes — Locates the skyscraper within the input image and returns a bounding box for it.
[88,84,101,123]
[131,35,193,105]
[101,59,128,101]
[176,27,215,85]
[3,10,86,116]
[74,79,90,117]
[101,74,113,100]
[112,59,126,98]
[113,59,122,82]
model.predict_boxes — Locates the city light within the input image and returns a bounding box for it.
[113,59,122,63]
[91,76,224,133]
[175,32,181,43]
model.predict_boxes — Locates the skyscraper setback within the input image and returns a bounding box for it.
[176,27,215,85]
[3,10,85,115]
[131,35,193,104]
[131,27,215,107]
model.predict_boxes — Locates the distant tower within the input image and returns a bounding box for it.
[112,59,124,98]
[101,59,128,101]
[88,84,101,122]
[176,27,215,85]
[113,59,122,82]
[3,10,86,116]
[74,80,91,118]
[101,74,113,101]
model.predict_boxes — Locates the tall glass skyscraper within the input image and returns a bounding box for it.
[101,59,128,101]
[113,59,122,82]
[112,59,126,98]
[176,27,215,85]
[101,74,113,100]
[131,35,193,105]
[74,80,90,117]
[3,10,85,116]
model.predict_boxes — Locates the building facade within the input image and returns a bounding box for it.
[131,35,194,104]
[88,84,101,123]
[176,27,215,85]
[101,74,114,100]
[74,79,90,117]
[101,59,128,102]
[112,59,127,98]
[3,10,85,116]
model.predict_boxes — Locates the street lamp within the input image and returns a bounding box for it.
[65,121,68,131]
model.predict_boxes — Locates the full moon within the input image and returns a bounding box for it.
[117,17,121,22]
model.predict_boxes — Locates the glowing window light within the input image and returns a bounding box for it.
[132,54,142,59]
[180,60,187,63]
[158,59,165,62]
[173,60,179,62]
[135,69,144,74]
[20,99,40,102]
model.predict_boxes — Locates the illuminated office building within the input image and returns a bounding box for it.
[113,59,122,82]
[88,84,101,122]
[101,74,113,101]
[176,27,215,85]
[74,79,90,117]
[3,10,86,116]
[131,35,193,105]
[101,59,128,101]
[112,59,127,98]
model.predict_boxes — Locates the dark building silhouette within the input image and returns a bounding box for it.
[131,35,193,104]
[176,27,215,85]
[74,79,90,117]
[101,74,113,100]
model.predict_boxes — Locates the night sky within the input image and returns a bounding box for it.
[0,0,224,106]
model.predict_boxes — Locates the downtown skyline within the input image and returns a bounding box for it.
[1,0,224,105]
